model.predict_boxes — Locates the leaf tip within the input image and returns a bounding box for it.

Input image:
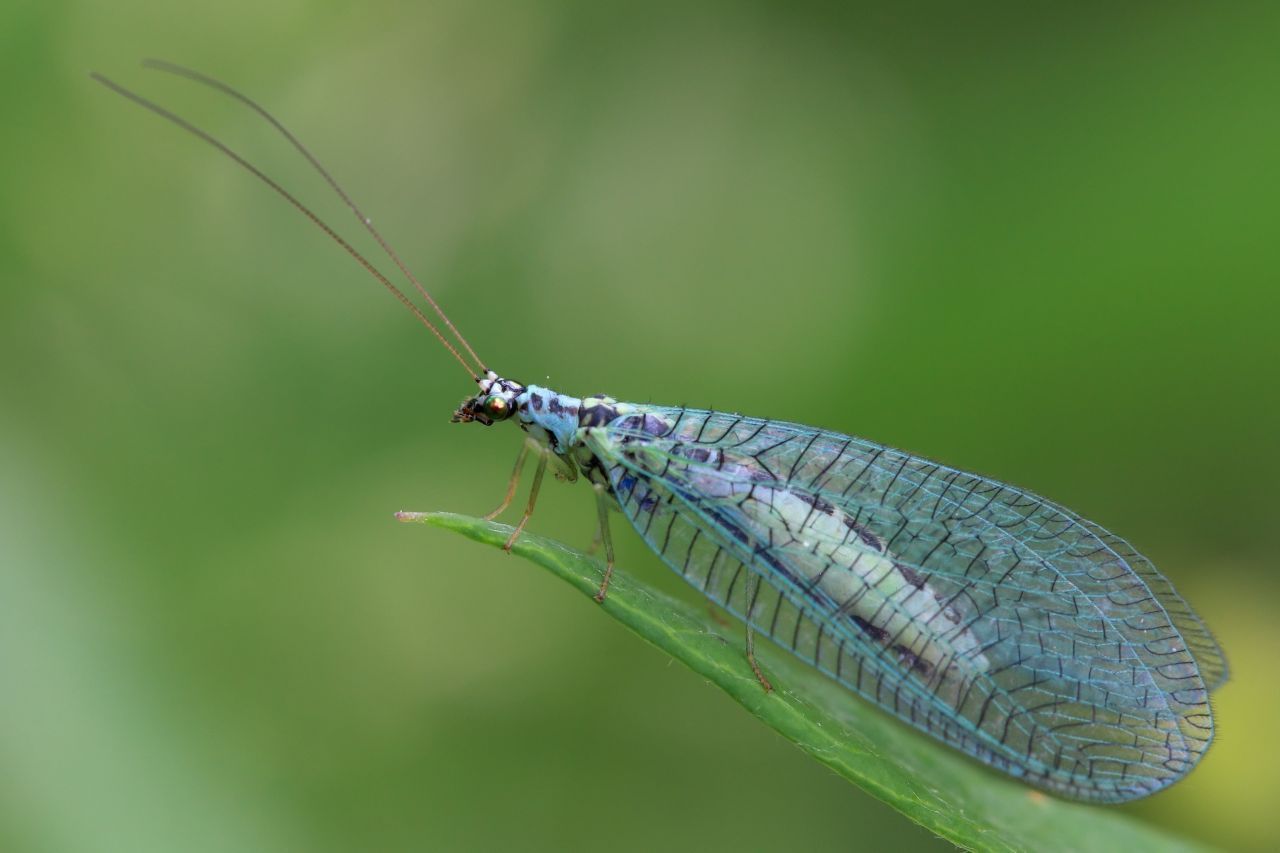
[395,510,429,523]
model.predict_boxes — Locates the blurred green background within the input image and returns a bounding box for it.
[2,2,1277,851]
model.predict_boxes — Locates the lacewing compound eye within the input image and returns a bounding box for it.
[484,396,511,420]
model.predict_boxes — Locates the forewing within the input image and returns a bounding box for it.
[588,405,1222,802]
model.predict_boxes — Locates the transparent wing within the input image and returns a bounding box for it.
[586,405,1224,802]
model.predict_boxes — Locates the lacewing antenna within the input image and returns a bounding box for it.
[139,60,487,375]
[90,67,483,381]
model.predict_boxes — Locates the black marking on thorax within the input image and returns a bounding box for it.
[579,401,620,428]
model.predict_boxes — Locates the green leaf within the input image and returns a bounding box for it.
[401,511,1206,852]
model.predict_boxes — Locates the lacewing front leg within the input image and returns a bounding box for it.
[485,439,538,521]
[503,448,547,552]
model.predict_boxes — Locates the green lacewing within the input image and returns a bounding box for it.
[93,62,1227,803]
